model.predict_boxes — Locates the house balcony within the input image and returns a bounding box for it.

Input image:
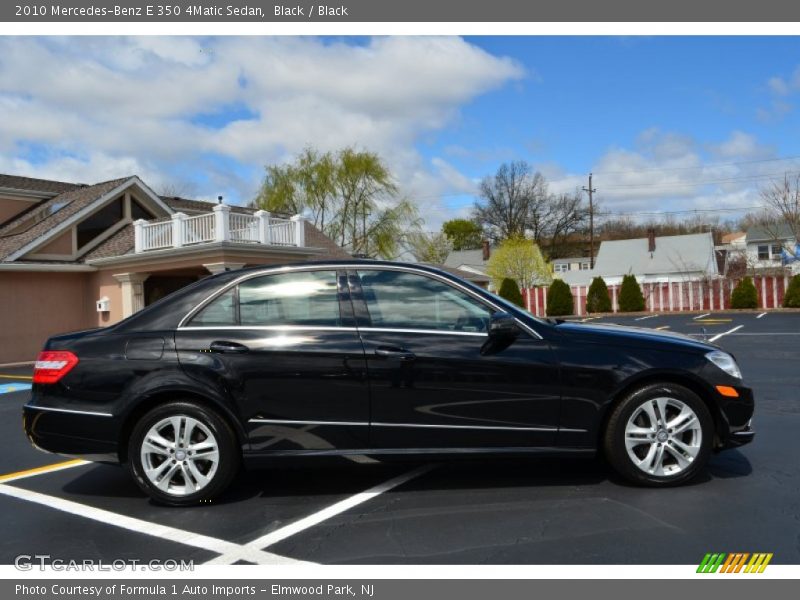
[133,204,306,253]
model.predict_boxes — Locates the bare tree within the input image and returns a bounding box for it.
[473,161,547,242]
[542,191,589,258]
[759,174,800,259]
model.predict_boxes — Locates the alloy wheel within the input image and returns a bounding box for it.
[139,415,220,496]
[624,396,702,477]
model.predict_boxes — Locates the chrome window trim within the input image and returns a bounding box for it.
[24,404,113,418]
[177,263,543,339]
[246,417,577,433]
[178,324,487,337]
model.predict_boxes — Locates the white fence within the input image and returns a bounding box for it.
[134,205,306,253]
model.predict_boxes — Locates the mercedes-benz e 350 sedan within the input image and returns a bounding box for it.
[24,261,754,505]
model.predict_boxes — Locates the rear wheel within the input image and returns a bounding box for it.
[604,383,713,486]
[128,401,240,506]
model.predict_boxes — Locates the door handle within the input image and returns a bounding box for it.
[209,341,249,354]
[374,346,416,361]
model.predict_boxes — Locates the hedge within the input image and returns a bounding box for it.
[547,279,574,316]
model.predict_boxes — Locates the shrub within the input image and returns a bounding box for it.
[730,277,758,309]
[784,275,800,308]
[547,279,574,316]
[498,277,524,308]
[585,276,612,313]
[618,274,645,312]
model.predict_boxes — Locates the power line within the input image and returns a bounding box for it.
[592,154,800,176]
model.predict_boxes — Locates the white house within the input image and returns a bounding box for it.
[559,230,719,287]
[744,224,797,270]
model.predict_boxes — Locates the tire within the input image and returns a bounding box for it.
[128,401,240,506]
[603,383,713,487]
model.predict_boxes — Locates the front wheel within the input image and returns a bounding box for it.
[128,401,240,506]
[604,383,713,486]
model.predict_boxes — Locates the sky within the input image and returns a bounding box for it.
[1,36,799,230]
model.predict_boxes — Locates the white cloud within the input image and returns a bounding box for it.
[542,128,781,220]
[0,36,524,217]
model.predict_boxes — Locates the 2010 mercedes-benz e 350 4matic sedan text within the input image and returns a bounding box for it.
[23,261,754,505]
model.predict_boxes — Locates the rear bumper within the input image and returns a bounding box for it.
[23,404,120,463]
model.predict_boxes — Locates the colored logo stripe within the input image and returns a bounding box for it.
[697,552,772,573]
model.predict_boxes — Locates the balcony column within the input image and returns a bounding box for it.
[113,272,151,318]
[255,210,272,245]
[133,219,147,253]
[213,204,231,243]
[290,214,306,247]
[171,212,187,248]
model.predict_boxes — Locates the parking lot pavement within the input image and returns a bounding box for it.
[1,313,799,565]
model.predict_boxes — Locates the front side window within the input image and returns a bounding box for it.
[357,269,493,332]
[189,270,341,327]
[758,245,769,260]
[771,244,784,260]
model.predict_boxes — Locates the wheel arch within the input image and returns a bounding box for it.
[598,371,726,449]
[117,388,247,464]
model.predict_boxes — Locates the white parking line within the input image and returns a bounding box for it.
[693,313,710,320]
[635,314,659,321]
[709,325,744,343]
[205,463,437,565]
[756,312,767,319]
[0,484,304,565]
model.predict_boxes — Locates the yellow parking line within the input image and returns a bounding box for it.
[0,374,33,380]
[693,319,732,323]
[0,459,87,483]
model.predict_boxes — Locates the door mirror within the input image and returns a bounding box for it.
[488,312,520,339]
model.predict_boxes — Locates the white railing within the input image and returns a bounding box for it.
[139,220,172,250]
[229,213,259,243]
[269,218,296,246]
[181,213,215,245]
[134,205,306,253]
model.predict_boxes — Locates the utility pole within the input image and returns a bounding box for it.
[582,173,597,269]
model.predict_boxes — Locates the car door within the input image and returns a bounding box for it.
[350,267,561,450]
[175,268,370,453]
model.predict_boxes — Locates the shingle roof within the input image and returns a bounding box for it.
[444,248,490,272]
[0,173,82,195]
[0,177,132,261]
[559,232,717,286]
[162,196,257,216]
[745,224,795,243]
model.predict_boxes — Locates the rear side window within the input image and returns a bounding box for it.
[189,270,341,327]
[190,288,236,326]
[357,270,493,332]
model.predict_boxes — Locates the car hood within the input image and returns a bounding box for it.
[554,321,714,353]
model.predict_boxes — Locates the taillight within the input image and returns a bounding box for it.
[33,351,79,384]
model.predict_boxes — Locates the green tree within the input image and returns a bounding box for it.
[618,274,645,312]
[485,237,551,290]
[586,277,612,313]
[406,231,452,264]
[546,279,574,316]
[730,277,758,309]
[254,146,419,259]
[784,275,800,308]
[498,278,524,308]
[442,218,483,251]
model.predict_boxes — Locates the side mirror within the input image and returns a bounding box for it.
[488,312,520,339]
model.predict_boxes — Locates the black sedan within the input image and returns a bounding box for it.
[23,261,754,505]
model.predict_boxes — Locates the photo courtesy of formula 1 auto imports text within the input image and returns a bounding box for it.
[0,1,799,599]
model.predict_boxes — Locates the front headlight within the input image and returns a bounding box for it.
[706,350,742,379]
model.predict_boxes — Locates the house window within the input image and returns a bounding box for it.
[757,245,769,260]
[579,262,591,270]
[771,244,784,261]
[76,197,124,248]
[554,264,567,273]
[131,199,156,221]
